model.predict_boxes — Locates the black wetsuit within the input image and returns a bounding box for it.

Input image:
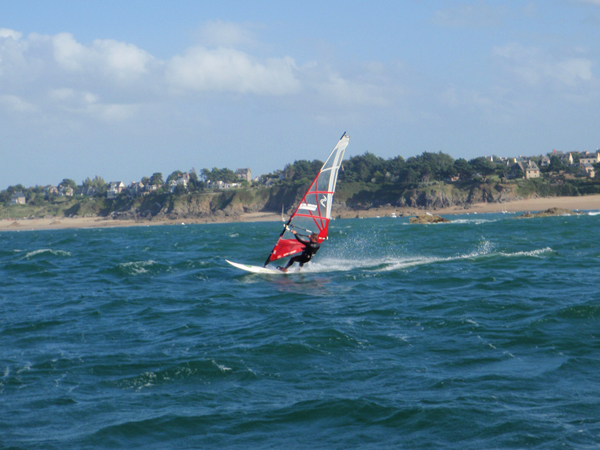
[284,234,320,269]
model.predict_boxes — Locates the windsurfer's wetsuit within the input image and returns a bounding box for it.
[284,234,320,270]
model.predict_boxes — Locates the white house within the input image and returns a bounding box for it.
[11,191,27,205]
[107,181,125,199]
[580,152,600,165]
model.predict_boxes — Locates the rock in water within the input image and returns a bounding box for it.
[517,207,586,219]
[409,214,451,224]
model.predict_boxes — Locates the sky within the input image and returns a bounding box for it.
[1,0,600,188]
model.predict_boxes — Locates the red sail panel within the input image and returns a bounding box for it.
[265,133,349,265]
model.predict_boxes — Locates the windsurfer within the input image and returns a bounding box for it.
[279,230,320,272]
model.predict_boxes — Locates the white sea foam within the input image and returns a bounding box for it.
[24,249,71,258]
[212,360,232,373]
[305,240,551,274]
[118,260,157,274]
[449,218,497,225]
[499,247,553,258]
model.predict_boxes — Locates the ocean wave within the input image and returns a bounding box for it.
[449,218,498,225]
[24,248,71,259]
[498,247,553,258]
[116,260,159,275]
[107,359,252,391]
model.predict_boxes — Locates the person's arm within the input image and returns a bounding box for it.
[292,230,308,245]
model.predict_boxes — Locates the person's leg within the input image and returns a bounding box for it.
[284,255,301,270]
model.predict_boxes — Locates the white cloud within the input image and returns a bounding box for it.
[166,46,300,95]
[0,28,22,40]
[494,43,594,87]
[1,26,391,123]
[50,32,154,80]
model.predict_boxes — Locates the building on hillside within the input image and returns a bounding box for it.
[59,186,74,197]
[580,163,596,178]
[551,150,574,165]
[128,181,145,196]
[540,155,551,167]
[107,181,125,199]
[168,177,188,193]
[566,153,574,165]
[511,159,540,179]
[580,152,600,165]
[11,191,27,205]
[522,160,540,179]
[44,185,59,197]
[236,168,252,182]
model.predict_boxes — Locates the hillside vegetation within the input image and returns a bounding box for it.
[2,151,600,220]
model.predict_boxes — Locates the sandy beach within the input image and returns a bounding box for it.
[2,195,600,231]
[338,194,600,219]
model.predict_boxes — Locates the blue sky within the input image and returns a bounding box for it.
[2,0,600,187]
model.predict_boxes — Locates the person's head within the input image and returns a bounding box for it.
[310,232,319,243]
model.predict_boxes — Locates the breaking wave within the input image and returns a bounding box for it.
[24,249,71,259]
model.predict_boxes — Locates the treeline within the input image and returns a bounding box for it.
[3,150,600,208]
[281,152,600,186]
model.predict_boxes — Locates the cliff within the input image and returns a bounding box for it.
[2,179,591,222]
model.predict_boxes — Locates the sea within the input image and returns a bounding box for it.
[2,211,600,449]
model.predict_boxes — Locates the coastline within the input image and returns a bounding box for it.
[2,194,600,232]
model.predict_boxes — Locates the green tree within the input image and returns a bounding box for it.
[453,158,472,180]
[469,157,496,182]
[283,159,323,182]
[166,170,183,183]
[340,152,385,183]
[548,155,565,172]
[83,176,107,191]
[150,172,164,185]
[59,179,77,189]
[383,155,405,180]
[201,168,238,183]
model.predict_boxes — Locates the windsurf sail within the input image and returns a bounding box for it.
[264,132,349,266]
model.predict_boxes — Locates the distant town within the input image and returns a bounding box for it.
[2,149,600,216]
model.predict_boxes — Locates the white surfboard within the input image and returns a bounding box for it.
[226,259,287,274]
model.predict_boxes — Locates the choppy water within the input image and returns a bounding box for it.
[2,212,600,449]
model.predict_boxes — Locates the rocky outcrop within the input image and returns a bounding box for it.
[398,190,458,209]
[516,207,586,219]
[409,214,451,224]
[396,183,522,210]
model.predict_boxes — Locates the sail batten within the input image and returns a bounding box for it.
[264,133,349,266]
